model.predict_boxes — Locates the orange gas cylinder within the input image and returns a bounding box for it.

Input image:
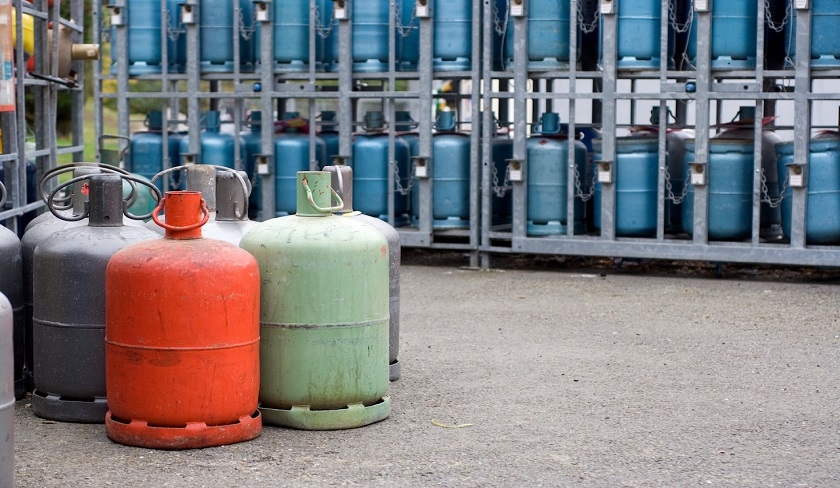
[104,191,261,450]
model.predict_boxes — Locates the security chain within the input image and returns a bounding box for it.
[668,0,693,34]
[663,166,691,205]
[394,1,418,38]
[166,10,185,41]
[577,0,600,35]
[760,169,788,208]
[492,163,512,198]
[314,3,336,39]
[573,165,597,202]
[765,0,791,34]
[238,7,257,41]
[493,0,510,36]
[394,161,415,196]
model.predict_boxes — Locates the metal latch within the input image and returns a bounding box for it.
[333,0,348,19]
[107,1,126,26]
[599,0,615,15]
[508,159,523,182]
[256,155,272,175]
[511,0,525,17]
[694,0,709,12]
[180,0,197,24]
[413,157,429,178]
[415,0,429,18]
[690,162,706,186]
[597,161,613,184]
[254,0,271,22]
[788,163,806,188]
[794,0,810,9]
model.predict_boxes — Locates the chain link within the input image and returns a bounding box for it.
[760,168,788,208]
[314,2,337,39]
[577,0,600,35]
[492,163,512,198]
[573,164,597,202]
[238,6,257,41]
[765,0,791,34]
[166,10,185,41]
[493,0,510,36]
[663,165,691,205]
[394,161,415,196]
[668,0,693,34]
[101,15,111,42]
[394,1,418,38]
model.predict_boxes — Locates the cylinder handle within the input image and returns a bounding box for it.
[302,176,344,213]
[47,173,162,222]
[151,197,210,231]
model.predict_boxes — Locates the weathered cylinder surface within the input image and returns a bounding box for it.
[106,191,261,449]
[241,171,390,429]
[0,293,14,488]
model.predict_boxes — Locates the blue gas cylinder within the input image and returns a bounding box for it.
[395,111,419,157]
[110,0,162,75]
[687,0,758,69]
[593,136,659,237]
[180,0,254,72]
[180,111,235,169]
[254,0,316,72]
[329,0,390,72]
[411,111,470,229]
[275,118,327,216]
[241,111,263,219]
[504,0,571,70]
[129,111,181,193]
[434,0,473,71]
[682,139,754,241]
[776,134,840,244]
[616,0,666,69]
[319,111,341,164]
[785,0,840,67]
[527,113,586,236]
[397,0,420,71]
[352,112,411,225]
[317,0,338,70]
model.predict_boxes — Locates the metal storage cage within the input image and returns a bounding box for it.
[96,0,840,269]
[1,0,86,233]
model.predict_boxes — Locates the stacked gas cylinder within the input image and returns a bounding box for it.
[7,160,397,453]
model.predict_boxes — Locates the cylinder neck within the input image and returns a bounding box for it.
[215,171,248,221]
[249,111,261,133]
[88,174,124,227]
[540,113,561,134]
[296,171,333,217]
[204,111,221,132]
[147,111,163,131]
[738,106,756,122]
[185,165,217,212]
[436,111,456,132]
[164,191,204,239]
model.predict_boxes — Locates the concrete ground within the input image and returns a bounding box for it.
[12,251,840,487]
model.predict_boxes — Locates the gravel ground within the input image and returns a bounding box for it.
[12,250,840,487]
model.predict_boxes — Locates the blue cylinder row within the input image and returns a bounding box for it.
[129,111,186,192]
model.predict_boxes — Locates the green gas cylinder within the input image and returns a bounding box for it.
[240,171,390,430]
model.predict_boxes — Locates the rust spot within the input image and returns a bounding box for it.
[538,139,548,145]
[381,244,387,258]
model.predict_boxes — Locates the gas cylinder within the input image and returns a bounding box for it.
[255,0,318,72]
[325,165,402,382]
[317,0,337,70]
[166,0,186,73]
[0,293,13,488]
[31,174,159,423]
[110,0,164,75]
[434,0,472,71]
[106,191,261,449]
[319,111,341,164]
[241,111,263,219]
[22,165,144,392]
[240,171,390,429]
[180,111,235,169]
[0,183,23,400]
[593,136,659,237]
[411,110,470,229]
[714,106,783,240]
[0,158,37,236]
[687,0,759,69]
[616,0,666,69]
[352,112,411,225]
[146,164,222,235]
[630,107,694,233]
[182,0,255,72]
[129,111,181,192]
[492,120,514,226]
[397,0,420,71]
[200,171,258,245]
[526,113,586,236]
[786,0,840,67]
[329,0,390,72]
[275,116,327,216]
[776,133,840,244]
[395,111,419,158]
[503,0,571,70]
[682,139,754,241]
